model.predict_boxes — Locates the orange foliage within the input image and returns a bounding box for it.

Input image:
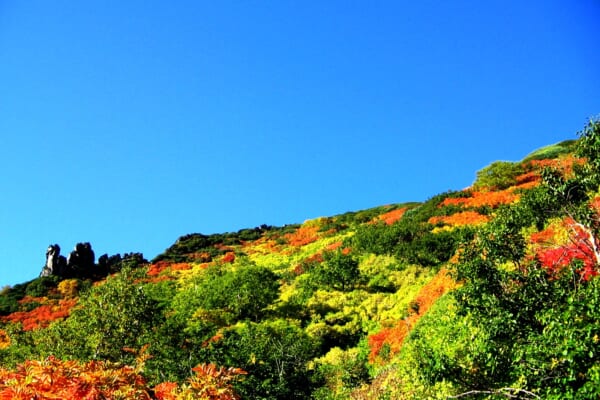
[0,356,151,399]
[1,298,78,331]
[305,252,324,265]
[325,241,351,254]
[0,354,245,400]
[202,332,224,348]
[215,243,234,252]
[428,211,490,227]
[590,196,600,214]
[516,171,540,184]
[147,261,171,276]
[326,241,343,251]
[368,269,457,363]
[292,251,327,275]
[18,295,47,305]
[154,363,246,400]
[511,180,540,190]
[284,225,320,247]
[526,155,584,178]
[0,330,9,350]
[440,189,518,209]
[147,262,192,277]
[374,208,407,225]
[154,382,180,400]
[530,226,557,245]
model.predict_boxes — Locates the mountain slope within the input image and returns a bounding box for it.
[0,120,599,399]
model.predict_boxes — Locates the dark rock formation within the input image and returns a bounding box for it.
[67,242,95,276]
[40,244,67,277]
[40,242,146,280]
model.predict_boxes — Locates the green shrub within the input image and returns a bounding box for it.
[472,160,524,190]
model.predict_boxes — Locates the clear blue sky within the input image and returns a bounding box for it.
[1,1,599,287]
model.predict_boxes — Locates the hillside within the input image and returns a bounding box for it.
[0,120,599,399]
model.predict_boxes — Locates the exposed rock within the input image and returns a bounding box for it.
[40,242,145,280]
[67,242,95,278]
[40,244,67,277]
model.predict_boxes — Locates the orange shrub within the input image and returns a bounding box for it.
[373,208,407,225]
[368,269,457,363]
[0,356,151,399]
[147,262,192,277]
[284,226,320,247]
[428,211,490,227]
[440,190,518,209]
[154,363,246,400]
[2,298,78,331]
[529,226,557,245]
[526,155,584,179]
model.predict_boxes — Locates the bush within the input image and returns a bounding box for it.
[210,319,320,399]
[473,160,524,190]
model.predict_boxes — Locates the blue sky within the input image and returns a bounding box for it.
[1,1,599,287]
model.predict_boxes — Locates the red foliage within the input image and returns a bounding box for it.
[222,252,236,263]
[2,298,78,331]
[536,221,599,281]
[533,216,600,281]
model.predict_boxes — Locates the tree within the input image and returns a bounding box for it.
[310,250,360,291]
[174,263,280,323]
[33,268,160,366]
[430,120,600,397]
[577,117,600,188]
[209,319,319,399]
[473,160,524,190]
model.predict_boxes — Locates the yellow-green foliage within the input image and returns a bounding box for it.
[356,294,471,399]
[248,230,352,272]
[360,263,436,326]
[311,346,367,397]
[521,139,577,162]
[305,290,369,341]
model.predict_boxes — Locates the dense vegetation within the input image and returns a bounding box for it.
[0,120,599,399]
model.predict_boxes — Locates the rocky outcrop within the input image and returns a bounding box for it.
[40,242,146,280]
[66,242,95,277]
[40,244,67,277]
